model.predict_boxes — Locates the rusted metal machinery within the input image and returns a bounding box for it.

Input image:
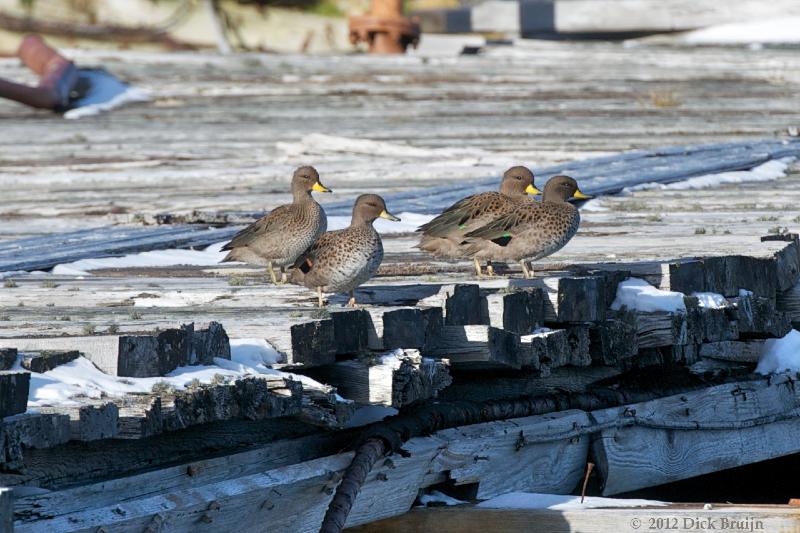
[349,0,420,54]
[0,34,77,110]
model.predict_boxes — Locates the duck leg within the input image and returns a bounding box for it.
[520,260,534,279]
[267,261,278,284]
[485,262,496,277]
[473,257,483,277]
[347,290,357,308]
[279,266,287,284]
[317,286,325,307]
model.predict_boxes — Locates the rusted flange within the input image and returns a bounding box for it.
[0,34,77,110]
[349,0,420,54]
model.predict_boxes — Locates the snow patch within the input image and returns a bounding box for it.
[477,492,666,510]
[327,212,433,234]
[52,241,229,275]
[64,86,151,119]
[277,133,491,159]
[756,329,800,375]
[622,158,793,194]
[19,337,337,408]
[681,18,800,45]
[230,338,283,365]
[611,278,686,313]
[419,491,466,506]
[692,292,727,309]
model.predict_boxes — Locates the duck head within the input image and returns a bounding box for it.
[499,166,541,197]
[292,165,332,199]
[542,175,592,203]
[351,194,400,225]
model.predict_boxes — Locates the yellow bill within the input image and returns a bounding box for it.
[525,184,542,195]
[379,210,401,222]
[572,189,592,200]
[312,182,332,193]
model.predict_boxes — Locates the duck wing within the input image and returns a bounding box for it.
[417,192,507,237]
[222,204,293,251]
[464,203,542,247]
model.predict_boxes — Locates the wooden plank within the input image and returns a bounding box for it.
[763,236,800,292]
[19,351,79,373]
[13,453,353,533]
[430,410,591,498]
[777,280,800,328]
[0,487,12,533]
[520,329,569,373]
[378,307,443,351]
[731,293,792,339]
[350,505,800,533]
[300,351,451,407]
[39,402,119,442]
[0,413,71,469]
[698,340,765,363]
[0,349,16,371]
[445,284,485,326]
[439,366,623,402]
[330,309,370,356]
[0,327,196,378]
[591,375,800,495]
[0,372,29,419]
[12,431,353,523]
[484,289,544,335]
[13,410,595,531]
[425,326,523,369]
[282,319,337,367]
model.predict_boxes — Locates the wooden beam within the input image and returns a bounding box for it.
[0,371,29,419]
[330,309,370,356]
[39,402,119,442]
[429,410,591,498]
[484,288,544,334]
[0,326,197,377]
[300,351,451,408]
[19,350,79,373]
[698,341,765,363]
[0,348,16,371]
[425,326,523,369]
[0,488,11,533]
[445,284,486,326]
[591,375,800,495]
[349,505,800,533]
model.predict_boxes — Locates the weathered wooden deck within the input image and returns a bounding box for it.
[2,40,800,533]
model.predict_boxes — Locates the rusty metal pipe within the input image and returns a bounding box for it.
[0,34,77,110]
[349,0,420,54]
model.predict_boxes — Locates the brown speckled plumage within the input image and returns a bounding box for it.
[221,166,330,272]
[416,166,539,259]
[290,194,399,305]
[464,175,587,267]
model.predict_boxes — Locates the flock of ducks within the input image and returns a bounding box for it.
[222,165,591,306]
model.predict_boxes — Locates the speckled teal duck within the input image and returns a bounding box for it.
[290,194,400,307]
[417,166,540,276]
[463,175,591,278]
[221,166,331,283]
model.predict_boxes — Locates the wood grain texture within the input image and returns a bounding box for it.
[591,375,800,495]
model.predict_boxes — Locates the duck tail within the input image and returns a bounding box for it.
[221,249,240,263]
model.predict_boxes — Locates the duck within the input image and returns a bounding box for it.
[221,166,331,283]
[416,166,541,276]
[463,175,591,278]
[290,194,400,307]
